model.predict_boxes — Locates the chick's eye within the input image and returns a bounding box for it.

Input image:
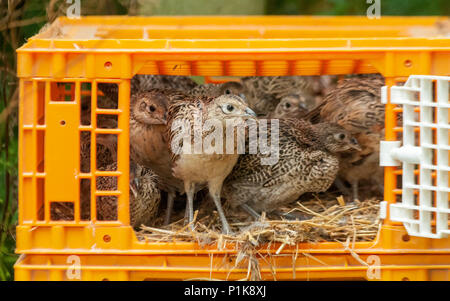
[338,133,346,140]
[285,102,291,108]
[148,105,156,112]
[221,103,236,114]
[225,89,232,95]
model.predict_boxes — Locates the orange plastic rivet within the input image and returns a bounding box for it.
[104,61,112,70]
[103,234,111,243]
[102,278,109,281]
[60,120,66,126]
[404,60,412,68]
[402,277,410,281]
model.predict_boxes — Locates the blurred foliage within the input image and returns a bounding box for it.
[0,0,448,281]
[266,0,449,15]
[136,0,265,15]
[0,0,39,281]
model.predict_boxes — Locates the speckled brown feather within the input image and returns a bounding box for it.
[188,83,225,97]
[267,93,314,119]
[166,94,215,164]
[188,82,245,100]
[303,74,386,193]
[222,118,348,213]
[129,163,161,228]
[304,74,385,134]
[240,76,314,116]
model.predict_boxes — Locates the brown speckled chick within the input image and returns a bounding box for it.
[267,93,312,119]
[129,89,186,225]
[304,74,386,200]
[188,82,247,102]
[167,94,257,234]
[129,162,161,228]
[129,90,169,168]
[96,162,161,228]
[239,76,314,116]
[222,119,360,217]
[266,76,338,119]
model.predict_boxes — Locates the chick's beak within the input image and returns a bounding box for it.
[298,102,308,111]
[244,107,257,118]
[151,117,167,125]
[350,139,362,151]
[130,181,138,199]
[351,144,362,151]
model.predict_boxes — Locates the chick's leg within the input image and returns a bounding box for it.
[208,180,232,235]
[241,203,261,220]
[184,181,195,230]
[163,190,176,226]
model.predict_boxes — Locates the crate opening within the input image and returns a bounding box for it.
[50,202,74,221]
[97,83,118,109]
[96,176,118,191]
[50,82,75,102]
[95,134,117,171]
[37,82,46,125]
[80,131,91,173]
[36,130,45,173]
[97,115,118,129]
[80,83,92,126]
[41,73,386,244]
[36,178,45,221]
[80,179,91,221]
[96,196,118,221]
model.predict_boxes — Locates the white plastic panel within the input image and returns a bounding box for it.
[382,75,450,239]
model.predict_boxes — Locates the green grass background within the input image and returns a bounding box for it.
[0,0,448,281]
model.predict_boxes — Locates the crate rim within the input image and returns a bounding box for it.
[17,15,450,53]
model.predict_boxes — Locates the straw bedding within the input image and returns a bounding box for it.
[137,192,381,246]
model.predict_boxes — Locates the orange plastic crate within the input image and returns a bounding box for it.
[15,16,450,281]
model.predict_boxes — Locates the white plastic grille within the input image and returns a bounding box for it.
[382,75,450,239]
